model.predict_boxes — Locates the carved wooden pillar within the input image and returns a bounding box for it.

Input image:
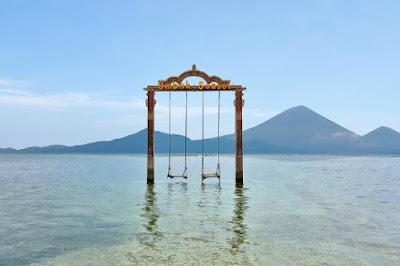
[235,89,244,184]
[146,90,155,183]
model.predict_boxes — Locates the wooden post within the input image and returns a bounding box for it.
[235,89,244,184]
[147,90,155,183]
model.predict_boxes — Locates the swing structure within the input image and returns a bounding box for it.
[144,65,245,184]
[167,90,188,179]
[200,89,222,181]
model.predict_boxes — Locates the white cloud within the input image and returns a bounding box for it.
[0,76,276,138]
[0,89,144,110]
[244,108,278,119]
[0,77,32,87]
[94,114,147,127]
[331,131,359,138]
[0,88,32,96]
[0,76,274,120]
[0,78,13,86]
[0,76,145,110]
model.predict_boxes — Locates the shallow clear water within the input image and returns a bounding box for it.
[0,154,399,265]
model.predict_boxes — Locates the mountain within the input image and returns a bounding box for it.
[360,126,400,153]
[236,105,359,153]
[18,145,68,153]
[8,129,282,154]
[0,148,17,154]
[1,106,399,155]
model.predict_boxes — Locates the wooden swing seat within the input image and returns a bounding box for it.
[202,173,220,179]
[168,173,187,179]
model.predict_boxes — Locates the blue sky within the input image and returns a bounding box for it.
[0,0,399,149]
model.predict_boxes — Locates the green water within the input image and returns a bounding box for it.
[0,154,399,265]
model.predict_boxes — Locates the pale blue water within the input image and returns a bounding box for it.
[0,154,399,265]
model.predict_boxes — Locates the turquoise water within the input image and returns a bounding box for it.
[0,154,399,265]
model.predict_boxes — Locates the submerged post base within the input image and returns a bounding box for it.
[147,170,154,184]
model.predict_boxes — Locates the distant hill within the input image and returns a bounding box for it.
[222,105,360,153]
[18,145,68,153]
[360,126,400,153]
[9,129,284,154]
[0,148,16,154]
[1,106,399,155]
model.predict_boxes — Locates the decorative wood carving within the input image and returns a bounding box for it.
[158,64,230,85]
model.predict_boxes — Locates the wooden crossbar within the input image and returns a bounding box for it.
[144,85,246,92]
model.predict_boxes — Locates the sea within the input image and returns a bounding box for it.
[0,154,399,265]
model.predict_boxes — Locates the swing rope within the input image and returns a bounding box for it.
[183,90,188,175]
[167,91,188,179]
[201,90,221,180]
[201,91,204,175]
[168,92,172,176]
[217,90,220,174]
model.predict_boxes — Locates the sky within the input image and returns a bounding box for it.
[0,0,399,149]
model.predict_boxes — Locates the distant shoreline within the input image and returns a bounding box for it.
[1,153,399,157]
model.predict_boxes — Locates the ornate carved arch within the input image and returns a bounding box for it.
[159,64,230,85]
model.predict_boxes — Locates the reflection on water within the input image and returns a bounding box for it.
[138,183,161,248]
[4,155,399,265]
[229,184,248,255]
[197,182,222,230]
[200,182,222,205]
[168,182,188,199]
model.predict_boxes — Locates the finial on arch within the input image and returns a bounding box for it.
[158,65,230,85]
